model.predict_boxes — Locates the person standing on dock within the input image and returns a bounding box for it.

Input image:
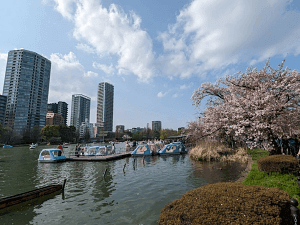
[105,145,108,155]
[112,143,115,154]
[125,141,131,152]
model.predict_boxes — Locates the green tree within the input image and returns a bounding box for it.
[154,131,160,139]
[58,125,76,143]
[41,125,60,142]
[132,132,143,141]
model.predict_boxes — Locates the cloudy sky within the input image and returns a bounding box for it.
[1,0,300,131]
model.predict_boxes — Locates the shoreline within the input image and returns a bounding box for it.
[234,154,253,183]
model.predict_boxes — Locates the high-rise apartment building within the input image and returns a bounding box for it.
[97,82,114,132]
[70,94,90,131]
[46,112,64,126]
[0,95,7,126]
[152,121,162,131]
[3,49,51,132]
[47,101,68,125]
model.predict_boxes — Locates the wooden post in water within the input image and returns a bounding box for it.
[62,178,67,191]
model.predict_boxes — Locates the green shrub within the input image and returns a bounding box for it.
[158,182,293,225]
[257,155,299,176]
[244,149,300,209]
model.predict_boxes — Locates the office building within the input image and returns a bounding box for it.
[116,125,125,133]
[0,95,7,126]
[46,112,64,126]
[79,120,93,139]
[3,49,51,132]
[97,82,114,132]
[70,94,90,131]
[152,121,162,131]
[47,101,68,125]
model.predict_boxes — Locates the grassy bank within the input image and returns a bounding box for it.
[243,148,300,208]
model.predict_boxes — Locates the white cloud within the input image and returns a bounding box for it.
[83,71,98,77]
[93,62,115,75]
[157,91,167,98]
[49,0,300,81]
[179,83,193,90]
[76,43,95,54]
[172,93,178,98]
[69,0,155,82]
[0,52,7,61]
[158,0,300,77]
[50,52,83,71]
[53,0,77,20]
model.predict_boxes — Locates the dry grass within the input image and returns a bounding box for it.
[221,147,249,163]
[189,140,248,163]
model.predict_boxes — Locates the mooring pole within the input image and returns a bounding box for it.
[62,178,67,191]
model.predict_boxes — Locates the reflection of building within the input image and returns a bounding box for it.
[116,125,125,133]
[152,121,162,131]
[3,49,51,132]
[46,112,64,125]
[0,95,7,126]
[47,101,68,125]
[97,82,114,132]
[70,94,91,131]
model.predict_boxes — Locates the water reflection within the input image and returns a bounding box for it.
[190,160,247,185]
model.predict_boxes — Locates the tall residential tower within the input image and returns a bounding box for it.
[47,101,68,125]
[3,49,51,132]
[97,82,114,132]
[70,94,91,131]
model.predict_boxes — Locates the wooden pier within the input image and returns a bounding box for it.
[66,152,132,162]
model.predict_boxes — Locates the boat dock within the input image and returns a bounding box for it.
[66,152,132,162]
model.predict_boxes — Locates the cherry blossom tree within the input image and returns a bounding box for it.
[188,60,300,153]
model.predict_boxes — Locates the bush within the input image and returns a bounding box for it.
[158,182,294,225]
[257,155,299,176]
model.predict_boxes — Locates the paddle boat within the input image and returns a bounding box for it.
[131,144,160,156]
[82,145,112,156]
[29,143,38,149]
[38,149,66,163]
[84,146,104,156]
[3,144,13,148]
[173,142,187,154]
[159,143,181,155]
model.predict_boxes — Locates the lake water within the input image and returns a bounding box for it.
[0,143,247,224]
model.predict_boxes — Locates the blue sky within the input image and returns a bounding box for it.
[1,0,300,131]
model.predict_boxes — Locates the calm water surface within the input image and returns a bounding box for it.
[0,143,247,224]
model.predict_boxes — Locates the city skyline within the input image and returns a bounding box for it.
[1,1,300,130]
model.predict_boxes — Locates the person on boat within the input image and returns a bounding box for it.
[57,144,63,156]
[74,145,78,156]
[77,145,82,157]
[105,145,108,155]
